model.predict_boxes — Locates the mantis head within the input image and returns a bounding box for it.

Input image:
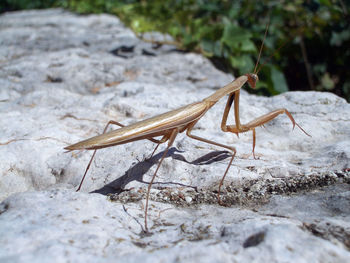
[246,73,259,89]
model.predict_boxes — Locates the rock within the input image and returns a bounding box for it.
[1,187,349,262]
[0,9,349,262]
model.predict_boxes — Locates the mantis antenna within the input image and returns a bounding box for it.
[253,18,270,74]
[256,26,306,75]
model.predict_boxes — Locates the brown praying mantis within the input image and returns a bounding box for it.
[65,24,310,232]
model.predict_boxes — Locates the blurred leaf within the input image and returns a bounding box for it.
[270,66,288,93]
[222,24,252,51]
[320,73,335,90]
[330,30,350,46]
[318,0,331,6]
[200,39,214,56]
[313,64,326,75]
[213,41,223,57]
[240,39,257,52]
[229,54,254,75]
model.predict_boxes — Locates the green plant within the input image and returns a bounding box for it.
[2,0,349,101]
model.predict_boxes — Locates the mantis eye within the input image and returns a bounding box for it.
[251,74,259,82]
[246,73,259,89]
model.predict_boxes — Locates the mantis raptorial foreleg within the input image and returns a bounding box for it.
[76,120,169,191]
[186,121,237,204]
[144,128,179,231]
[242,109,311,135]
[220,89,311,159]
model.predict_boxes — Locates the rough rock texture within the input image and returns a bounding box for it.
[0,9,349,262]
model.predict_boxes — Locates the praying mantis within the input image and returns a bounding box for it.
[64,24,310,232]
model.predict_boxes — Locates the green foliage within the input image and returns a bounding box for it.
[1,0,57,11]
[1,0,349,101]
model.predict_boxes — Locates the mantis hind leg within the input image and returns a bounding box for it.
[149,134,171,159]
[185,121,237,205]
[144,128,179,232]
[76,120,167,191]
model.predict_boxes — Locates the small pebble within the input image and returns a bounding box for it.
[185,196,192,203]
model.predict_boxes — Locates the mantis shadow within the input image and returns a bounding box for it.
[92,148,231,196]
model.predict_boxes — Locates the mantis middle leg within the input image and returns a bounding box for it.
[185,121,237,204]
[144,128,179,232]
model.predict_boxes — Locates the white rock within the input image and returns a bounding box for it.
[0,9,349,262]
[1,188,349,262]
